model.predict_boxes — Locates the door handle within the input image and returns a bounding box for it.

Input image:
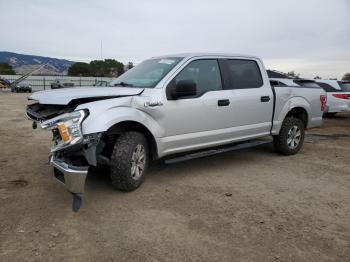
[218,99,230,106]
[260,96,271,102]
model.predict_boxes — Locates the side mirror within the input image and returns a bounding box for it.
[170,80,197,99]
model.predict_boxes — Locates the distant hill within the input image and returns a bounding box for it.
[0,51,75,75]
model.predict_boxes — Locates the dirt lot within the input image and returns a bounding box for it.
[0,93,349,262]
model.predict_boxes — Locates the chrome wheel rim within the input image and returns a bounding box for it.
[131,144,146,179]
[287,125,301,149]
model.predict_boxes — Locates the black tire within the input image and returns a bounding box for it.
[110,131,149,191]
[273,117,305,155]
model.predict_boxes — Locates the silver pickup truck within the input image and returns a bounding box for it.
[26,53,326,207]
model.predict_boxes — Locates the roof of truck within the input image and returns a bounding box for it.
[152,53,262,60]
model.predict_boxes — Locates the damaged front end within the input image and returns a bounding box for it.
[26,102,103,211]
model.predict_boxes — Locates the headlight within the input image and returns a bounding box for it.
[40,110,88,152]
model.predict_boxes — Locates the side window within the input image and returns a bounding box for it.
[174,59,222,96]
[221,59,263,89]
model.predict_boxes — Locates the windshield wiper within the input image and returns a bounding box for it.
[113,82,134,87]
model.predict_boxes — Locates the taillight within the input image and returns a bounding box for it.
[332,93,350,99]
[320,95,326,112]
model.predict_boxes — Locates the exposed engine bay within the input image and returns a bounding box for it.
[26,102,75,121]
[26,96,130,121]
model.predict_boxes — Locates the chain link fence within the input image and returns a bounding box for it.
[1,75,114,92]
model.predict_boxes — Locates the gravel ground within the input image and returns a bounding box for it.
[0,93,349,262]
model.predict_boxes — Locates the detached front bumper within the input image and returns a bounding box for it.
[50,155,89,194]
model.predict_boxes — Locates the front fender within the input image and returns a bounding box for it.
[81,106,163,138]
[272,96,311,134]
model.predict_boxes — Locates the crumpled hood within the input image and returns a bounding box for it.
[28,86,144,105]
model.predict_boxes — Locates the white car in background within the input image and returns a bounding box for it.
[270,78,350,116]
[316,80,350,116]
[269,78,297,87]
[269,78,321,88]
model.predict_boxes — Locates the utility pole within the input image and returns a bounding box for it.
[100,40,103,61]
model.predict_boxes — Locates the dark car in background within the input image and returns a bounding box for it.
[51,79,75,89]
[11,82,32,93]
[93,80,110,87]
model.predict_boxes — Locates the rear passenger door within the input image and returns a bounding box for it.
[219,58,273,137]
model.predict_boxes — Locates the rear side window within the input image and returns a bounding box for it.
[338,81,350,92]
[317,82,339,92]
[174,59,222,96]
[220,59,263,89]
[293,80,320,88]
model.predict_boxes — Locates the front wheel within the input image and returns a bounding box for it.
[273,117,305,155]
[110,131,149,191]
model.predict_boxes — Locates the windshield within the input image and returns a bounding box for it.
[110,57,183,88]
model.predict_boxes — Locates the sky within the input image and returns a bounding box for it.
[1,0,349,79]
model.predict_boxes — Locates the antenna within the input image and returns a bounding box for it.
[100,40,103,61]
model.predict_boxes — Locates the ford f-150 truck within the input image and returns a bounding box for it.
[26,53,326,209]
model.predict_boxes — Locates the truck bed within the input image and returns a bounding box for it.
[271,85,325,135]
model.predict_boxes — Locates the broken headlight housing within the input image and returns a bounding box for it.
[40,110,88,152]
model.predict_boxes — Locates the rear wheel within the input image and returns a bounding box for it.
[273,117,305,155]
[110,131,149,191]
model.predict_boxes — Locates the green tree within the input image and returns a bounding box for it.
[68,62,91,76]
[342,73,350,81]
[89,59,124,77]
[0,63,16,75]
[68,59,125,77]
[287,71,300,79]
[103,59,124,76]
[89,60,106,76]
[127,62,134,70]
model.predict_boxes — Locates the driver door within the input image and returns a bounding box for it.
[159,59,234,155]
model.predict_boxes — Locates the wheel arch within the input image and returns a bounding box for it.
[272,97,311,134]
[285,107,308,128]
[105,120,159,160]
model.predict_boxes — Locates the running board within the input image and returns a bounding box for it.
[164,139,272,164]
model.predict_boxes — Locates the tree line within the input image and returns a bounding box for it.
[1,61,350,81]
[68,60,134,77]
[0,63,16,75]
